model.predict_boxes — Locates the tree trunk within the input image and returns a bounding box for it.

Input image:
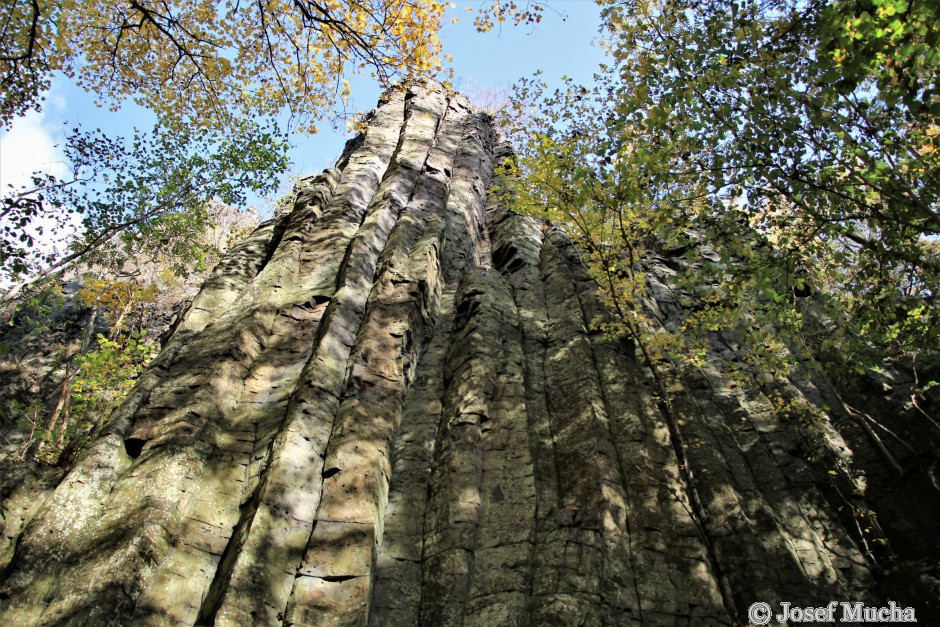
[1,82,938,626]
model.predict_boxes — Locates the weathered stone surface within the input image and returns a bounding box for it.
[1,82,938,626]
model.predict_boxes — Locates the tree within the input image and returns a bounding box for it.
[504,0,940,383]
[0,0,456,132]
[1,119,288,299]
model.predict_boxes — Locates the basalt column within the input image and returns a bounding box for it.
[0,83,935,626]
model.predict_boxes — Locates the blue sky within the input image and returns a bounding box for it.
[0,1,607,215]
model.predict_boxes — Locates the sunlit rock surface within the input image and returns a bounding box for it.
[1,82,938,626]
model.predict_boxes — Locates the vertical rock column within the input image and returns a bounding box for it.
[0,84,496,626]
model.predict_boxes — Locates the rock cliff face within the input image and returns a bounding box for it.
[1,83,938,626]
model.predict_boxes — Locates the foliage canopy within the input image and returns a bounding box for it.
[504,0,940,382]
[0,0,456,132]
[1,120,287,293]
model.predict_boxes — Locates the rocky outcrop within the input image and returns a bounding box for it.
[1,83,937,625]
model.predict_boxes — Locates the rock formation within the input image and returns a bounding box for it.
[1,83,938,626]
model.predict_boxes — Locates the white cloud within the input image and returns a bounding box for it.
[0,99,69,192]
[0,96,80,287]
[0,102,68,192]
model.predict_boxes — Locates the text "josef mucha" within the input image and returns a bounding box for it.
[748,600,916,623]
